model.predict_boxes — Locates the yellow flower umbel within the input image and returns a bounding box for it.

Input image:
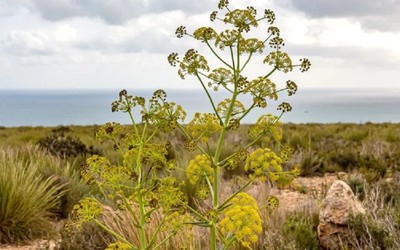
[187,154,213,185]
[245,148,283,182]
[219,192,262,248]
[186,154,215,199]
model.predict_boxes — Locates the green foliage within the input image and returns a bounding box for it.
[0,146,64,244]
[281,212,319,250]
[345,176,366,200]
[59,222,112,250]
[38,126,99,159]
[348,214,394,249]
[299,151,325,176]
[67,90,191,250]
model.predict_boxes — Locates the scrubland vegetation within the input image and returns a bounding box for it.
[0,123,399,249]
[2,0,399,249]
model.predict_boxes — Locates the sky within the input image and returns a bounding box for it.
[0,0,399,90]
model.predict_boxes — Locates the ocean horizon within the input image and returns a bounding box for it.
[1,88,400,127]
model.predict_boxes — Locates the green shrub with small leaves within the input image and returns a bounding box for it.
[282,212,319,250]
[68,1,310,249]
[38,126,99,159]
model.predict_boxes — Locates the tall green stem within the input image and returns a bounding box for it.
[210,34,242,249]
[136,123,148,249]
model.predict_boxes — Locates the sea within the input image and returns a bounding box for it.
[1,88,399,127]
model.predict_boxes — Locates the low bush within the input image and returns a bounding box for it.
[38,126,99,159]
[347,182,400,249]
[58,222,112,250]
[281,211,320,250]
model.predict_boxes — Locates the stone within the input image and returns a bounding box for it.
[318,180,365,249]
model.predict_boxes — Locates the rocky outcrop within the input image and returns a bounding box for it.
[318,180,365,249]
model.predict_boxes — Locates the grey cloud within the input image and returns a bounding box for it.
[15,0,215,24]
[284,0,400,31]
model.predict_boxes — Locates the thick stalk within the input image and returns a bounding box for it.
[210,35,242,249]
[136,123,148,249]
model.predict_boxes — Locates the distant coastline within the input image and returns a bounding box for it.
[1,88,400,127]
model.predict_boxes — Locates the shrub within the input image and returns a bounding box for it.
[345,176,366,200]
[347,183,400,249]
[0,147,64,244]
[38,126,99,159]
[299,150,325,176]
[348,214,393,250]
[281,211,319,250]
[58,222,112,250]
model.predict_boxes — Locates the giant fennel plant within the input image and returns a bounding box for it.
[67,0,310,249]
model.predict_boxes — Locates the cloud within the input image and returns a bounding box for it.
[284,0,400,31]
[13,0,215,24]
[2,30,56,56]
[287,44,400,70]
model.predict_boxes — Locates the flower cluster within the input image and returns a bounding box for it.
[245,148,283,181]
[218,0,229,9]
[248,114,283,142]
[228,118,240,131]
[243,77,277,108]
[264,51,293,73]
[193,27,218,41]
[123,143,169,171]
[96,122,124,142]
[224,9,258,32]
[286,80,298,96]
[186,154,213,185]
[175,25,186,38]
[187,113,221,143]
[269,36,285,49]
[277,102,292,113]
[279,144,292,163]
[210,10,218,21]
[155,177,187,211]
[267,26,280,36]
[82,155,132,197]
[239,38,265,54]
[218,192,262,248]
[184,139,197,152]
[215,29,240,50]
[148,90,187,132]
[227,148,248,169]
[300,58,311,72]
[216,99,245,120]
[111,90,145,113]
[161,211,193,234]
[264,195,279,210]
[178,49,210,79]
[168,52,179,67]
[208,67,234,90]
[106,242,132,250]
[66,197,103,231]
[264,9,276,24]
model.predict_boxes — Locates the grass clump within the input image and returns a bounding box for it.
[0,146,65,244]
